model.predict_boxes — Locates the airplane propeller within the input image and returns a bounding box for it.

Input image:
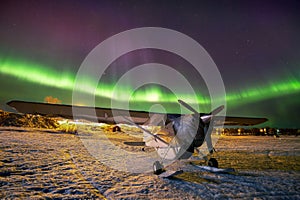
[178,99,224,123]
[178,99,224,157]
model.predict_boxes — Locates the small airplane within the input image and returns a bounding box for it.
[7,99,267,174]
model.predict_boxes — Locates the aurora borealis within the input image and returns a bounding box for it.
[0,1,299,127]
[0,58,299,105]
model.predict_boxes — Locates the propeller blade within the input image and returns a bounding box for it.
[209,105,224,115]
[201,105,224,123]
[178,99,199,115]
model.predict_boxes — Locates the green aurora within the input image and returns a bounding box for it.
[1,59,299,106]
[1,58,300,128]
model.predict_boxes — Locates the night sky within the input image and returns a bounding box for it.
[0,0,299,128]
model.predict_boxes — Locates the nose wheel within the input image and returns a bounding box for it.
[153,161,164,175]
[208,158,218,168]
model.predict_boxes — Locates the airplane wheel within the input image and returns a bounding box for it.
[208,158,218,168]
[153,161,164,175]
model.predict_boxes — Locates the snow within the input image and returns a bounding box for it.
[0,126,299,199]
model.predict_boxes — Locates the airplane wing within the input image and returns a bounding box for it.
[6,100,267,126]
[7,100,153,124]
[213,116,268,126]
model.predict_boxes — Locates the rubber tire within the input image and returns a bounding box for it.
[153,161,164,175]
[208,158,218,168]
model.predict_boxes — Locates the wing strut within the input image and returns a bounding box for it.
[122,116,169,146]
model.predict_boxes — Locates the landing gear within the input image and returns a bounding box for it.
[208,158,218,168]
[153,161,164,175]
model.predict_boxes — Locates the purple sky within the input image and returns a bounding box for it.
[0,0,299,127]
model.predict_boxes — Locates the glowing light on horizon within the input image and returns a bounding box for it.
[1,59,299,108]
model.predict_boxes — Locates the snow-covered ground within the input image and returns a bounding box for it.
[0,126,299,199]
